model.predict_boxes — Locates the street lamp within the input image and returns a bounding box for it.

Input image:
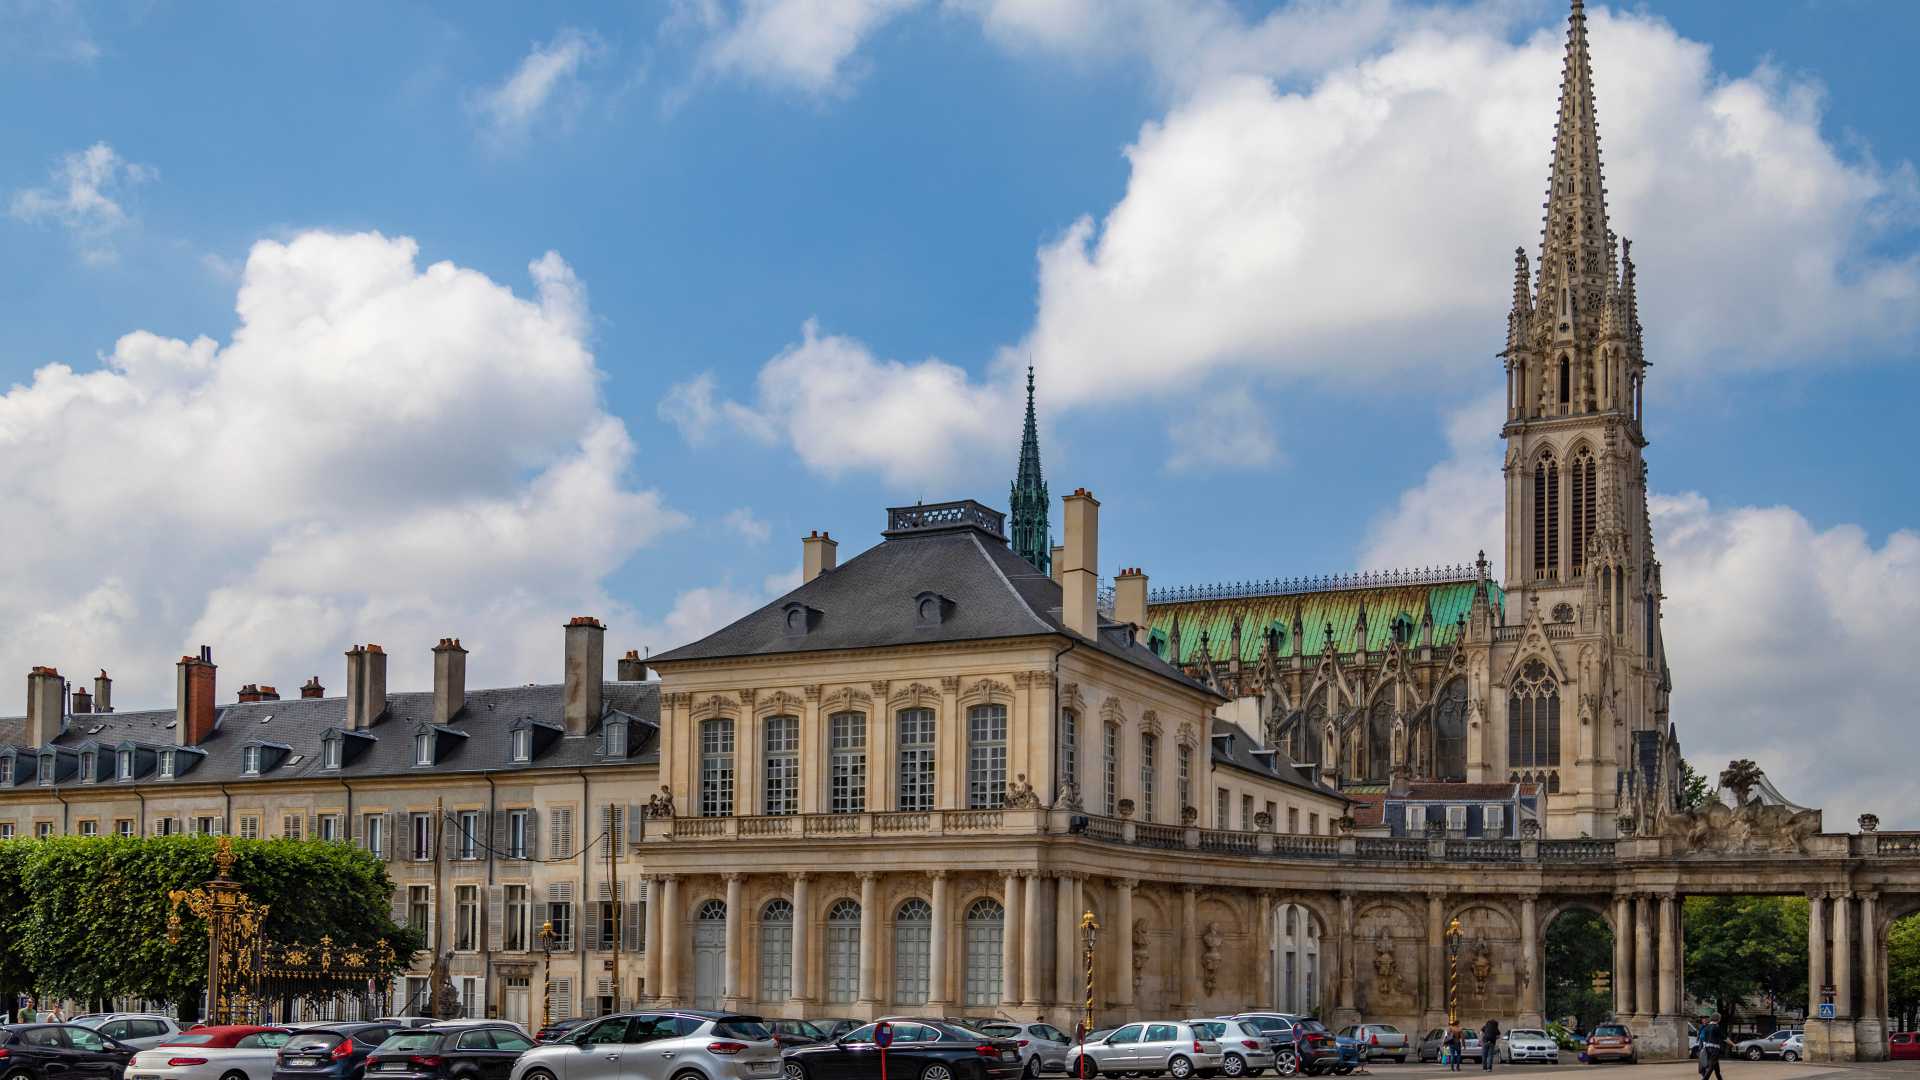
[1445,917,1463,1027]
[539,919,556,1031]
[1079,911,1100,1080]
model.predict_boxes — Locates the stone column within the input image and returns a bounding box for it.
[1612,894,1632,1018]
[1056,873,1080,1010]
[661,875,683,1003]
[1835,893,1853,1019]
[1003,872,1024,1010]
[1023,870,1047,1006]
[1114,879,1137,1010]
[1337,892,1357,1017]
[928,871,953,1013]
[1181,885,1200,1012]
[1656,894,1677,1017]
[1255,891,1277,1012]
[1633,895,1653,1024]
[1426,893,1447,1029]
[791,873,812,1007]
[1521,896,1542,1026]
[1862,892,1884,1061]
[723,873,745,1008]
[1809,892,1828,1023]
[643,874,664,1001]
[858,872,881,1010]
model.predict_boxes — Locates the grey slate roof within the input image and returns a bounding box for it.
[652,520,1219,698]
[0,681,658,787]
[1210,718,1345,801]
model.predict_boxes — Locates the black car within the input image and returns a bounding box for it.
[812,1020,864,1042]
[766,1020,831,1049]
[0,1023,138,1080]
[782,1019,1022,1080]
[531,1020,589,1045]
[1225,1015,1341,1075]
[274,1023,403,1080]
[364,1024,534,1080]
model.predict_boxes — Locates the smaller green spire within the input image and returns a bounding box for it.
[1009,365,1051,575]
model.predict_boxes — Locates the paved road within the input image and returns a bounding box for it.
[1320,1062,1920,1080]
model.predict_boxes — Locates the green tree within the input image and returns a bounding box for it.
[1544,909,1615,1030]
[6,836,419,1012]
[1684,895,1808,1023]
[1681,760,1711,809]
[1888,912,1920,1031]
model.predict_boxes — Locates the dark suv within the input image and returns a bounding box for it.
[0,1023,138,1080]
[274,1024,403,1080]
[1225,1015,1342,1075]
[365,1025,535,1080]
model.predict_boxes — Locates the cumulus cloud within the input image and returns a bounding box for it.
[0,0,100,63]
[9,142,155,264]
[723,507,772,543]
[0,230,685,708]
[1357,391,1506,574]
[689,0,918,94]
[471,28,602,145]
[1165,390,1282,473]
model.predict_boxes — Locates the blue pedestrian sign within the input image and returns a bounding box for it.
[1818,1003,1836,1020]
[875,1021,894,1048]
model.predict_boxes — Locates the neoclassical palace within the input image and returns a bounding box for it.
[3,1,1917,1065]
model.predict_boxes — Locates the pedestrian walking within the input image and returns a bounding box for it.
[1698,1014,1726,1080]
[1445,1022,1464,1072]
[1480,1019,1500,1070]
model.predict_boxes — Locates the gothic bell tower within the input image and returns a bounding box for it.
[1495,0,1671,834]
[1009,365,1052,575]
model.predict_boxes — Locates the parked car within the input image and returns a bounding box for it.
[1582,1024,1635,1065]
[372,1021,441,1032]
[1186,1020,1274,1078]
[1733,1029,1802,1061]
[1779,1034,1803,1063]
[764,1020,832,1050]
[272,1023,402,1080]
[1890,1032,1920,1061]
[130,1026,295,1080]
[511,1012,779,1080]
[529,1020,587,1045]
[77,1014,184,1050]
[1494,1029,1558,1065]
[1337,1025,1407,1064]
[783,1020,1023,1080]
[1063,1021,1222,1080]
[365,1023,533,1080]
[810,1019,864,1043]
[1222,1015,1341,1076]
[977,1022,1073,1078]
[0,1023,140,1080]
[1416,1029,1482,1064]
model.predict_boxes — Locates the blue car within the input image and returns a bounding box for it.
[1327,1033,1364,1074]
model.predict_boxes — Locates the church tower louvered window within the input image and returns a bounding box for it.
[1570,447,1595,576]
[1533,453,1559,580]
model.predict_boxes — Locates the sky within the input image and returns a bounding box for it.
[1,0,1916,826]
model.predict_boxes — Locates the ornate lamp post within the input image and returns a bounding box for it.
[166,837,269,1025]
[539,919,556,1031]
[1445,917,1463,1027]
[1079,911,1100,1079]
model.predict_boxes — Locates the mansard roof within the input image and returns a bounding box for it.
[1209,718,1343,799]
[1145,572,1507,666]
[654,504,1216,697]
[0,680,658,786]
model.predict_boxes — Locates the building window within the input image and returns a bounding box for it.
[601,805,625,850]
[1405,805,1423,833]
[158,751,175,780]
[1265,801,1277,830]
[157,818,175,836]
[763,715,799,816]
[364,813,385,858]
[194,815,217,836]
[1138,733,1158,823]
[37,822,54,839]
[117,748,133,780]
[412,812,433,861]
[699,719,736,817]
[1288,807,1299,834]
[1061,709,1078,789]
[508,809,529,859]
[602,719,628,758]
[1435,678,1469,782]
[896,708,936,812]
[1571,447,1596,576]
[1446,805,1467,833]
[1507,659,1561,768]
[893,899,932,1005]
[317,813,341,843]
[1533,453,1560,579]
[414,732,434,767]
[1103,723,1119,816]
[1484,804,1506,836]
[596,897,618,952]
[966,704,1008,810]
[245,745,267,776]
[760,899,794,1001]
[1176,743,1191,817]
[829,712,867,814]
[548,885,574,951]
[408,886,431,936]
[1241,794,1254,831]
[116,819,134,838]
[323,737,342,770]
[825,898,861,1004]
[0,756,11,785]
[238,816,260,840]
[79,751,95,782]
[458,810,480,860]
[505,885,530,951]
[511,728,532,763]
[1216,787,1229,830]
[549,807,574,859]
[0,823,14,840]
[79,819,98,836]
[1310,812,1320,834]
[963,897,1005,1006]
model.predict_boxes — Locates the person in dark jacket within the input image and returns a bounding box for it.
[1480,1020,1500,1070]
[1698,1015,1726,1080]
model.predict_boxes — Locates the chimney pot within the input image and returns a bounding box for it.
[1114,566,1149,643]
[345,644,387,729]
[433,636,468,725]
[300,676,325,699]
[175,650,218,747]
[802,531,839,585]
[617,649,649,682]
[71,685,93,715]
[237,683,264,704]
[93,670,112,713]
[564,616,606,735]
[1060,488,1101,639]
[27,667,64,747]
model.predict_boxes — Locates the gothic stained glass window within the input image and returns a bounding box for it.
[1507,659,1561,769]
[1366,698,1392,783]
[1434,679,1468,782]
[1299,689,1328,767]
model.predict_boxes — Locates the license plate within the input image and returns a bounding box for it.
[750,1064,778,1075]
[1002,1052,1016,1061]
[379,1064,409,1071]
[287,1059,321,1068]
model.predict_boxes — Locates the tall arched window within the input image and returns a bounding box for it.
[759,899,794,1000]
[1366,698,1392,783]
[1507,659,1560,769]
[1138,732,1158,822]
[699,719,735,817]
[897,709,936,812]
[829,712,867,814]
[1570,448,1596,576]
[1434,679,1468,782]
[966,704,1008,809]
[1176,743,1192,815]
[1558,355,1571,406]
[963,898,1005,1006]
[1060,708,1079,790]
[893,899,933,1004]
[825,899,862,1004]
[763,715,798,816]
[1301,689,1328,767]
[1533,453,1560,580]
[1103,722,1119,816]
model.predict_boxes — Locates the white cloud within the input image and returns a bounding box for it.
[0,230,685,708]
[9,142,154,264]
[723,507,772,543]
[471,28,602,145]
[1357,392,1505,574]
[0,0,101,63]
[692,0,919,94]
[1165,390,1282,473]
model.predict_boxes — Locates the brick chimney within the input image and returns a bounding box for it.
[617,649,648,682]
[1060,488,1100,640]
[564,617,605,735]
[27,666,64,748]
[301,676,324,699]
[802,530,838,584]
[175,648,218,747]
[1114,567,1149,643]
[71,683,93,715]
[258,685,280,701]
[93,670,112,713]
[237,683,264,704]
[433,638,468,726]
[345,644,388,730]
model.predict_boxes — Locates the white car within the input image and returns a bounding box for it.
[1496,1029,1559,1064]
[77,1014,184,1050]
[1780,1034,1804,1063]
[128,1026,293,1080]
[978,1021,1074,1077]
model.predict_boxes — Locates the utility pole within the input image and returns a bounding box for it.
[609,802,621,1012]
[431,797,445,1017]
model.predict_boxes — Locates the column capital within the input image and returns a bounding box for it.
[658,873,681,883]
[857,871,880,883]
[927,869,948,882]
[1018,868,1041,880]
[1112,876,1138,890]
[724,872,744,883]
[790,871,811,883]
[1860,890,1880,904]
[1181,883,1202,897]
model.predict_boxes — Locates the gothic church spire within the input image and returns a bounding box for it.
[1009,365,1051,575]
[1535,0,1612,342]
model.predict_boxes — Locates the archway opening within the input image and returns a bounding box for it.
[1683,895,1808,1042]
[1886,909,1920,1032]
[1273,902,1327,1016]
[1545,907,1614,1034]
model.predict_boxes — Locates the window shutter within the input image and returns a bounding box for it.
[550,807,572,859]
[306,813,319,841]
[548,883,574,952]
[584,902,601,953]
[472,810,490,860]
[213,815,227,836]
[524,810,540,861]
[625,898,643,952]
[600,805,625,851]
[486,885,504,951]
[491,810,509,858]
[390,810,407,860]
[390,884,408,929]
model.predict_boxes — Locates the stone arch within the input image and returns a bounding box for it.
[1450,901,1523,1014]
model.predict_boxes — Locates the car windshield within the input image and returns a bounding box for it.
[164,1035,217,1045]
[1593,1026,1628,1038]
[1510,1031,1546,1040]
[1297,1021,1329,1034]
[1371,1026,1401,1035]
[714,1020,772,1041]
[285,1033,347,1051]
[380,1033,441,1052]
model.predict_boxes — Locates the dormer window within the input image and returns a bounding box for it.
[159,750,176,780]
[602,719,628,758]
[242,746,262,776]
[116,749,132,780]
[414,732,434,767]
[37,754,54,786]
[782,602,820,637]
[323,734,343,770]
[511,728,532,763]
[914,591,954,626]
[79,751,95,783]
[0,755,11,785]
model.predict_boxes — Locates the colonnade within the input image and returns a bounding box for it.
[1604,893,1685,1050]
[1805,891,1886,1061]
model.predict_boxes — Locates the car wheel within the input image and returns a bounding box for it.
[1025,1058,1042,1080]
[221,1070,249,1080]
[671,1068,711,1080]
[783,1063,808,1080]
[1781,1052,1799,1063]
[921,1065,957,1080]
[1222,1054,1246,1078]
[1746,1048,1764,1061]
[1169,1059,1194,1080]
[1275,1050,1299,1077]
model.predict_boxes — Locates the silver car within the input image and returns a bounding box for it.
[978,1023,1072,1077]
[1064,1021,1223,1080]
[1734,1029,1803,1061]
[509,1011,782,1080]
[1339,1025,1407,1064]
[1187,1020,1274,1078]
[1494,1029,1557,1064]
[76,1014,183,1050]
[1417,1029,1482,1064]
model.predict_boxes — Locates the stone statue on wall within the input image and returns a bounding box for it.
[1201,922,1225,994]
[1372,934,1404,998]
[1470,940,1494,994]
[1005,774,1041,809]
[645,786,675,818]
[1659,761,1821,855]
[1054,778,1083,811]
[1132,919,1150,991]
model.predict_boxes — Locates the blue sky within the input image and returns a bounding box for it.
[2,0,1916,820]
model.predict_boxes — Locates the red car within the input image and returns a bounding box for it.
[1583,1023,1636,1065]
[1891,1032,1920,1061]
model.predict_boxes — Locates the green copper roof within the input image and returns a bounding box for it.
[1144,579,1506,666]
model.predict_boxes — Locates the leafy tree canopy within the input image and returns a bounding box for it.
[1684,895,1808,1021]
[1887,912,1920,1027]
[1544,908,1614,1031]
[1681,760,1712,810]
